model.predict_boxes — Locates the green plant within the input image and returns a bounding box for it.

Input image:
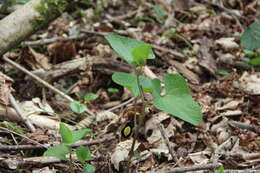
[242,49,260,66]
[214,166,224,173]
[84,93,99,102]
[217,70,229,77]
[107,88,119,94]
[105,34,202,157]
[44,123,94,173]
[153,5,167,24]
[241,20,260,51]
[69,101,87,114]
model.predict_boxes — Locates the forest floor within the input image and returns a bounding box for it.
[0,0,259,172]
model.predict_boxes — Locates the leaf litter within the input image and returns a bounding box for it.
[0,0,260,172]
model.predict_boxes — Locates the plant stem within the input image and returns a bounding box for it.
[128,67,147,159]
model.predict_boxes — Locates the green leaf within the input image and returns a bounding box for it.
[83,164,96,173]
[72,129,92,143]
[123,125,132,137]
[214,166,224,173]
[151,74,202,126]
[154,5,166,24]
[241,20,260,50]
[105,34,155,65]
[76,146,92,164]
[69,101,87,114]
[154,5,166,18]
[84,93,99,101]
[107,88,119,93]
[242,57,250,64]
[243,49,257,57]
[43,144,71,160]
[249,57,260,66]
[112,72,153,96]
[217,70,229,76]
[60,123,73,145]
[132,44,152,66]
[0,121,24,134]
[16,0,30,4]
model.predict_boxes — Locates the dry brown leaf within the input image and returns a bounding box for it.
[215,37,239,51]
[28,47,52,70]
[239,72,260,95]
[48,41,76,64]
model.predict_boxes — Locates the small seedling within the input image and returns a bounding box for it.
[153,5,167,24]
[84,93,99,102]
[105,34,202,158]
[241,20,260,51]
[217,70,229,77]
[44,123,95,173]
[69,101,87,114]
[242,49,260,66]
[107,87,119,94]
[214,166,224,173]
[0,121,24,134]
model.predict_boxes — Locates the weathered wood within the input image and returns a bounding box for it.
[0,0,70,56]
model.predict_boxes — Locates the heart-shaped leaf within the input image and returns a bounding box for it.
[44,144,71,160]
[83,164,96,173]
[72,129,92,143]
[69,101,87,114]
[84,93,99,101]
[132,44,152,66]
[76,146,92,164]
[151,74,202,126]
[60,123,73,145]
[105,34,155,66]
[112,72,153,96]
[241,20,260,50]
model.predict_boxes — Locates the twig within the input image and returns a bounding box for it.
[157,124,179,166]
[107,97,136,112]
[21,33,90,46]
[200,0,244,31]
[229,120,260,134]
[0,134,115,151]
[150,163,222,173]
[224,170,260,173]
[3,56,74,102]
[3,55,96,117]
[0,154,107,169]
[8,93,36,132]
[211,136,238,164]
[152,44,187,61]
[201,0,244,19]
[0,126,47,148]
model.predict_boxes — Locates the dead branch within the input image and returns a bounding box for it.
[0,0,71,56]
[150,163,222,173]
[157,123,179,166]
[0,134,115,151]
[224,170,260,173]
[229,120,260,134]
[8,93,36,132]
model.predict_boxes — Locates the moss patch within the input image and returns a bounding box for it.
[31,0,68,28]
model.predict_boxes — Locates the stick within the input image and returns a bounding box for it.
[22,33,89,46]
[0,126,47,148]
[0,134,115,151]
[229,121,260,134]
[107,97,136,112]
[157,124,179,166]
[8,93,36,132]
[150,163,222,173]
[224,171,260,173]
[3,56,74,102]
